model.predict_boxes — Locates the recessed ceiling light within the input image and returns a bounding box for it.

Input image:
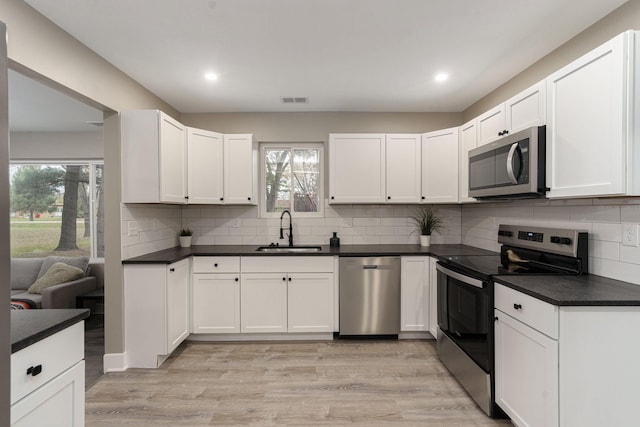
[434,73,449,83]
[204,72,218,81]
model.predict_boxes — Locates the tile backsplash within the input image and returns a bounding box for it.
[122,197,640,286]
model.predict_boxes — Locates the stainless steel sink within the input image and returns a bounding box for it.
[255,246,322,253]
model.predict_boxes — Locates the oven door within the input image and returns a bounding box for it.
[436,263,490,372]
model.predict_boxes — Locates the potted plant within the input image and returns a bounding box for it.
[179,228,193,248]
[410,207,444,246]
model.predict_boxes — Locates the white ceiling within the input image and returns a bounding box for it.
[23,0,628,114]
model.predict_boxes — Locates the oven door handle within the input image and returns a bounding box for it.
[436,264,484,289]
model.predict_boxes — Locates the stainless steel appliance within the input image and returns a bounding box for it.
[436,225,587,417]
[339,257,400,336]
[469,126,547,199]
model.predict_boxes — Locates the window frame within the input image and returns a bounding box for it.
[259,142,324,219]
[9,160,105,260]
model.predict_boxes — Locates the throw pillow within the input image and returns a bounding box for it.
[37,256,89,279]
[28,262,85,294]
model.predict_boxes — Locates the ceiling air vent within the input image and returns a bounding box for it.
[281,97,309,104]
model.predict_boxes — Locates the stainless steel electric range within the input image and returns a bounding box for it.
[435,224,588,417]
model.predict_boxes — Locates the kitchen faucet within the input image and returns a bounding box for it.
[279,210,293,247]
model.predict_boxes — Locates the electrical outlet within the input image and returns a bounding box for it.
[622,223,639,247]
[232,218,241,228]
[127,221,139,237]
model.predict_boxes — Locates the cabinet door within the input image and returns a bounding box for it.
[400,257,429,332]
[192,273,241,333]
[477,104,506,145]
[187,128,224,204]
[505,80,546,134]
[287,273,334,332]
[166,259,189,352]
[546,32,627,198]
[495,310,558,427]
[386,134,421,203]
[11,361,84,427]
[428,257,438,338]
[458,120,477,203]
[159,113,187,203]
[241,274,288,333]
[329,134,386,203]
[422,128,459,204]
[224,134,257,204]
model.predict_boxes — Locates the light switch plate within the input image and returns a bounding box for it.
[622,223,639,247]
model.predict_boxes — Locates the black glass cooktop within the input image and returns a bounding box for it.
[440,254,576,279]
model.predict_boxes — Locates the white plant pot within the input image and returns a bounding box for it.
[179,236,192,248]
[419,235,431,247]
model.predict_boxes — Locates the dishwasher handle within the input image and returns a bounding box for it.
[363,265,378,269]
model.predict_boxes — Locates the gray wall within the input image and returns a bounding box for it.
[10,131,103,160]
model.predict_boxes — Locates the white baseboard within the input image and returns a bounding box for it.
[103,352,128,373]
[188,332,334,342]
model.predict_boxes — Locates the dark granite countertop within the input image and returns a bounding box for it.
[494,274,640,306]
[11,309,90,353]
[122,244,498,264]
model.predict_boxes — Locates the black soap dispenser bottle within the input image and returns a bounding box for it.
[330,232,340,247]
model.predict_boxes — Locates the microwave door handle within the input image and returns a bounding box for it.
[506,142,519,184]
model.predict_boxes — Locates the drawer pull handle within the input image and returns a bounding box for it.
[513,303,522,310]
[27,365,42,377]
[169,268,175,272]
[235,277,239,282]
[214,263,219,267]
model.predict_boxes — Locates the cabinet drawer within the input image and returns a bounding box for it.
[495,284,558,339]
[241,256,334,273]
[11,322,84,404]
[192,256,240,273]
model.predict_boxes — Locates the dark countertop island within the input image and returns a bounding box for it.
[11,309,90,353]
[122,243,498,264]
[494,274,640,306]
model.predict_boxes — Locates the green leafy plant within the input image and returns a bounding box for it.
[179,228,193,236]
[410,207,444,236]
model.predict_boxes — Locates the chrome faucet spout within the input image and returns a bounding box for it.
[280,210,293,247]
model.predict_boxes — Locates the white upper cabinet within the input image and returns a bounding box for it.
[476,81,546,146]
[187,127,224,204]
[546,31,636,198]
[223,134,258,204]
[422,127,459,204]
[458,119,477,203]
[121,110,187,203]
[386,134,422,203]
[329,134,386,203]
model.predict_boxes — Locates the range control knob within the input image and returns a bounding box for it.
[550,236,572,245]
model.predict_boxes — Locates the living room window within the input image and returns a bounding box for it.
[10,162,104,259]
[260,143,323,218]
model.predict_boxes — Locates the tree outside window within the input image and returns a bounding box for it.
[10,162,104,258]
[262,144,323,217]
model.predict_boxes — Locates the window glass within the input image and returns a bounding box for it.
[261,144,322,217]
[10,162,104,259]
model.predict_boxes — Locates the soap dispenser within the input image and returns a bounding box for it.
[330,232,340,247]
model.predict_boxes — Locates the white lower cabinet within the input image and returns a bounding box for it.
[428,257,438,338]
[191,257,241,333]
[11,322,85,426]
[288,273,334,333]
[241,273,289,333]
[400,257,429,332]
[125,258,190,368]
[495,283,640,426]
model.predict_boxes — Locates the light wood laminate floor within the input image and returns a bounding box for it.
[86,340,512,426]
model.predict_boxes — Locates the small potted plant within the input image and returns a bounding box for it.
[410,206,444,246]
[179,228,193,248]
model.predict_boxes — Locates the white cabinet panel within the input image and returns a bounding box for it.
[458,120,477,203]
[546,32,628,198]
[386,134,421,203]
[166,259,190,353]
[428,257,438,338]
[159,115,188,203]
[505,80,546,134]
[329,134,386,203]
[287,273,334,332]
[192,273,241,333]
[495,309,558,427]
[187,128,224,204]
[400,257,429,332]
[476,104,506,146]
[224,134,257,204]
[241,274,288,333]
[422,127,459,204]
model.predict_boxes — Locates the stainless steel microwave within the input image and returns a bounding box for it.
[468,125,547,199]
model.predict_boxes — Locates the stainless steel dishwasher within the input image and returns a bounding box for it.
[339,257,401,336]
